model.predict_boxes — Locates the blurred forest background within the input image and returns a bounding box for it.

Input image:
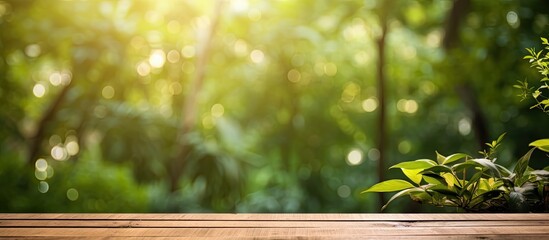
[1,0,549,213]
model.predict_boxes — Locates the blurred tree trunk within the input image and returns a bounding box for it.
[442,0,489,149]
[27,69,75,166]
[169,0,223,192]
[375,0,393,208]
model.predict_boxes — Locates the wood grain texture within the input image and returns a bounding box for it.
[1,214,548,239]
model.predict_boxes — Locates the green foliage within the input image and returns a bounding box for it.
[0,144,148,212]
[363,134,549,212]
[1,0,549,213]
[516,37,549,113]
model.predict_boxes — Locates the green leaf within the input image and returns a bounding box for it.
[419,165,453,174]
[542,37,549,45]
[477,178,490,192]
[530,170,549,177]
[509,191,528,212]
[423,173,447,185]
[402,168,423,185]
[529,139,549,152]
[409,191,432,204]
[463,171,484,191]
[496,164,512,177]
[453,159,501,177]
[470,159,501,177]
[471,189,504,207]
[496,132,506,143]
[526,47,536,56]
[436,151,445,164]
[442,173,457,188]
[362,179,415,193]
[428,185,459,197]
[442,153,469,165]
[452,161,478,172]
[514,148,536,182]
[381,187,426,211]
[390,159,436,170]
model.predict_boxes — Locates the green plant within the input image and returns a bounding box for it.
[363,134,549,212]
[363,36,549,213]
[515,37,549,113]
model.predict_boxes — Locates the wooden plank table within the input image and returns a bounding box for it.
[1,213,548,239]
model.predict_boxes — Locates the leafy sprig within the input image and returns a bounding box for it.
[363,134,549,212]
[516,37,549,113]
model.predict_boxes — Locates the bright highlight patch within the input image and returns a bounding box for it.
[35,158,48,172]
[250,49,265,64]
[149,49,166,68]
[33,83,46,98]
[362,98,378,112]
[346,149,363,166]
[211,104,225,118]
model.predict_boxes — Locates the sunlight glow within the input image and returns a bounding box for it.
[102,86,115,99]
[25,44,41,58]
[168,82,182,95]
[66,140,79,156]
[51,145,68,161]
[368,148,380,161]
[47,70,72,86]
[341,82,360,103]
[314,62,324,76]
[35,169,47,181]
[182,62,195,74]
[167,50,181,63]
[287,69,301,83]
[49,135,62,146]
[337,185,351,198]
[343,18,366,42]
[94,105,107,118]
[33,83,46,98]
[324,62,338,76]
[0,2,7,18]
[35,158,48,172]
[248,9,262,21]
[426,30,441,48]
[231,0,249,13]
[67,188,79,201]
[458,118,471,136]
[46,166,54,179]
[149,49,166,68]
[202,115,215,129]
[38,181,49,193]
[421,81,437,95]
[506,11,520,28]
[49,72,62,86]
[234,39,248,57]
[250,49,264,64]
[402,46,417,59]
[145,11,162,24]
[346,149,363,166]
[211,103,225,118]
[136,61,151,76]
[181,45,196,58]
[353,51,369,66]
[167,20,181,34]
[397,99,418,114]
[398,140,412,154]
[362,97,378,112]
